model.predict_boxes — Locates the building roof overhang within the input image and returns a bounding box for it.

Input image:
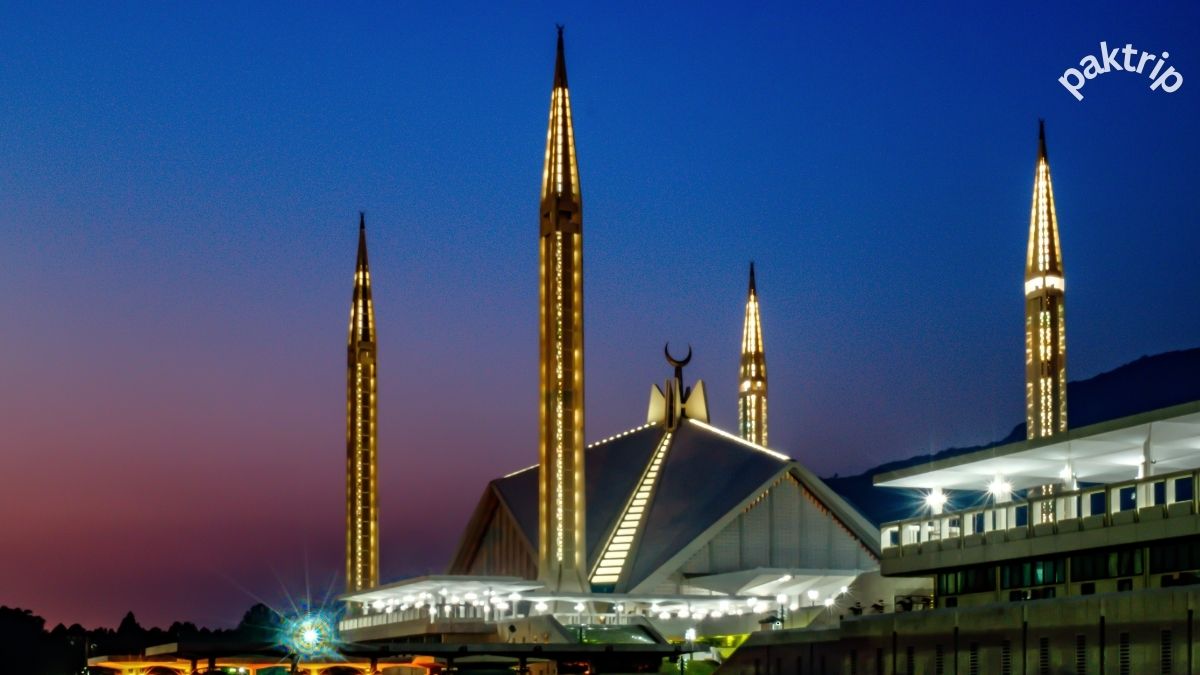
[874,401,1200,491]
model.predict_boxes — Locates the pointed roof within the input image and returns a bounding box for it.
[349,212,374,344]
[1026,119,1063,278]
[554,25,568,89]
[741,263,765,358]
[540,26,581,209]
[457,419,878,590]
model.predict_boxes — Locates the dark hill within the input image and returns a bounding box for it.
[823,347,1200,526]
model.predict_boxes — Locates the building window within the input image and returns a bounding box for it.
[1071,546,1143,581]
[937,565,996,595]
[1151,535,1200,574]
[1001,556,1065,589]
[1176,477,1194,501]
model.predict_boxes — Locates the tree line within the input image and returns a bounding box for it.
[0,603,282,675]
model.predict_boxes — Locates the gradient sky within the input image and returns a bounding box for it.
[2,2,1198,629]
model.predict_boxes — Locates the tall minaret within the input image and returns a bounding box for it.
[346,212,378,592]
[738,263,768,447]
[1025,120,1067,439]
[538,26,587,593]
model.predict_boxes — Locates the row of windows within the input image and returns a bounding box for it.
[936,566,995,596]
[1150,536,1200,574]
[938,537,1200,596]
[1070,547,1143,582]
[1001,557,1065,589]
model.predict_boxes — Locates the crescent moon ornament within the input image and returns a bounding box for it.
[664,343,692,368]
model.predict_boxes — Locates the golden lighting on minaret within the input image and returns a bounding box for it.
[538,26,587,592]
[1025,120,1067,439]
[738,263,768,447]
[346,212,378,592]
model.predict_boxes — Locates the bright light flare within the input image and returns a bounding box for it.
[988,477,1013,498]
[924,488,947,510]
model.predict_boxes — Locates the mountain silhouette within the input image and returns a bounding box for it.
[824,347,1200,526]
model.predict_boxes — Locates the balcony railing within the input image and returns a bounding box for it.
[880,468,1199,553]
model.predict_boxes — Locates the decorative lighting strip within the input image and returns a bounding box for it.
[590,431,674,585]
[587,423,656,449]
[687,419,790,461]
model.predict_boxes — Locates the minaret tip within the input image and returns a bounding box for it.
[748,261,757,294]
[359,211,365,230]
[1038,119,1047,159]
[553,25,569,89]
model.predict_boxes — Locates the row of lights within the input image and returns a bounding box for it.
[923,474,1054,511]
[925,463,1086,511]
[365,586,852,620]
[367,589,527,614]
[587,423,656,449]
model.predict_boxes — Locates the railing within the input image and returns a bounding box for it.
[880,468,1200,552]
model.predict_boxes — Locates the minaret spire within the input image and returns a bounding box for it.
[538,27,587,593]
[1025,119,1067,439]
[346,214,378,592]
[739,262,768,447]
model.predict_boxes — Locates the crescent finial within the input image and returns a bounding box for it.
[664,342,692,368]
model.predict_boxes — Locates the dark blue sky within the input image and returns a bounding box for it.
[1,2,1197,627]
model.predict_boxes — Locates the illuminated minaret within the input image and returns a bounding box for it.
[346,212,378,592]
[738,263,768,447]
[1025,120,1067,439]
[538,27,587,592]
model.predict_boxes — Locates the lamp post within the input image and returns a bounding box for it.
[680,628,697,675]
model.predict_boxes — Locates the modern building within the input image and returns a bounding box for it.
[336,356,907,647]
[331,30,921,662]
[446,357,879,596]
[347,213,379,593]
[720,400,1200,674]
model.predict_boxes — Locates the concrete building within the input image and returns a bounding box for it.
[720,401,1200,674]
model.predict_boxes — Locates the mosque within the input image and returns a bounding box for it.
[331,27,915,652]
[89,22,1200,675]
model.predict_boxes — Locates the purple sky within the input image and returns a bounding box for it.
[1,2,1198,629]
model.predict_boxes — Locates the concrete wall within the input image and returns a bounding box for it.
[718,586,1200,674]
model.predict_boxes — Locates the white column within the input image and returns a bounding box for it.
[1138,424,1156,507]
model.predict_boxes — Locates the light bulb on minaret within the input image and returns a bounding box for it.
[538,26,587,593]
[738,262,768,447]
[1025,120,1067,439]
[346,212,378,592]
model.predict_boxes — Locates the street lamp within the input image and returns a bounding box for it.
[680,628,697,675]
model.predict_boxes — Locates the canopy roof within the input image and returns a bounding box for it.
[874,401,1200,491]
